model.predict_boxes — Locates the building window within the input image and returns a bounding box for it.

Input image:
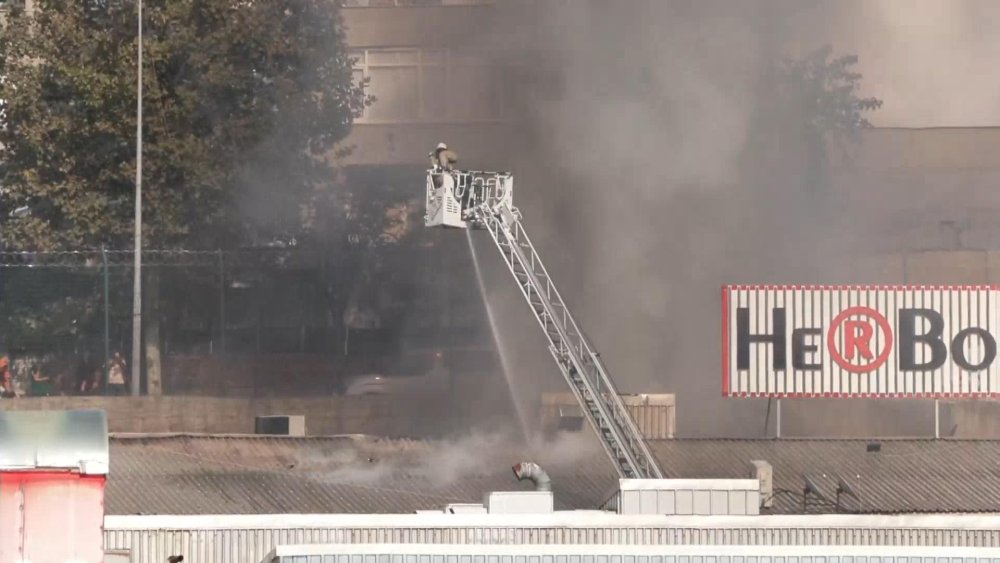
[352,48,502,123]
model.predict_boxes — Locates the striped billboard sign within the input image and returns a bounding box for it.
[722,285,1000,398]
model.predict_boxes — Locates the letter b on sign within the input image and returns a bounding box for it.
[898,309,947,371]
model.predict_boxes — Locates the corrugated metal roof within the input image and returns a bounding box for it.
[0,410,109,474]
[647,439,1000,514]
[106,435,1000,515]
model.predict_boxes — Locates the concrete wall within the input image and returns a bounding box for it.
[0,392,506,437]
[943,400,1000,439]
[539,392,676,439]
[3,387,998,439]
[342,122,514,167]
[831,128,1000,253]
[849,250,1000,284]
[342,5,493,49]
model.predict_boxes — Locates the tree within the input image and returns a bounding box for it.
[775,45,883,194]
[0,0,369,251]
[778,45,883,140]
[742,45,882,203]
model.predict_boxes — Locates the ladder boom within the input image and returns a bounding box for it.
[425,169,662,479]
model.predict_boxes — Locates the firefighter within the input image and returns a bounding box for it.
[429,142,457,172]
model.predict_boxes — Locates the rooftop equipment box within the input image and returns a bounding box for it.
[484,491,554,514]
[0,409,109,563]
[614,478,760,516]
[255,415,306,436]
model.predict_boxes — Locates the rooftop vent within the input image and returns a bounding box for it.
[512,462,552,492]
[749,460,773,509]
[254,415,305,437]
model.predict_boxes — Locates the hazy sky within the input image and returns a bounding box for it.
[791,0,1000,127]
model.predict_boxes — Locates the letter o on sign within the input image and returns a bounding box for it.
[951,327,997,371]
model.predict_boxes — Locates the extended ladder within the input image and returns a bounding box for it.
[476,206,662,479]
[425,169,662,479]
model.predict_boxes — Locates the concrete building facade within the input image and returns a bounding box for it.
[340,1,512,168]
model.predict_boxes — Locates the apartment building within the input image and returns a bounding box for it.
[341,0,512,167]
[332,0,514,382]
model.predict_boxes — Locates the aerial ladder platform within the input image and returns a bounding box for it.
[425,168,663,480]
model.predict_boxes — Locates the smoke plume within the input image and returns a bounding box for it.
[467,0,910,437]
[307,431,603,489]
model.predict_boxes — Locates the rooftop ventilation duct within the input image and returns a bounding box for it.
[512,462,551,492]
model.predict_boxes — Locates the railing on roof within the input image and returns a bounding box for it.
[0,248,325,268]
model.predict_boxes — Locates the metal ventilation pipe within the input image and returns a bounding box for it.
[512,462,551,492]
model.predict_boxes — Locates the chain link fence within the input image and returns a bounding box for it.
[0,241,496,399]
[0,249,331,398]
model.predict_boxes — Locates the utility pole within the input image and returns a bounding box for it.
[131,0,143,397]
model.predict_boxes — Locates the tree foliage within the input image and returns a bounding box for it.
[745,45,882,199]
[778,45,883,140]
[0,0,369,251]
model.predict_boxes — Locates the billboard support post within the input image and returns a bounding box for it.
[934,399,940,439]
[776,399,782,439]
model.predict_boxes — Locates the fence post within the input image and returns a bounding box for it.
[102,246,110,393]
[218,249,226,355]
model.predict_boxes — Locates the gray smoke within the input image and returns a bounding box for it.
[466,0,914,437]
[782,0,1000,127]
[306,430,602,489]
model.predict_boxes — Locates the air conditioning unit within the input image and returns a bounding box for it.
[557,405,584,431]
[254,415,306,437]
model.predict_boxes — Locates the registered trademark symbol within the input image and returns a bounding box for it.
[827,306,894,373]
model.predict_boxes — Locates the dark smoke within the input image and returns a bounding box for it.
[463,0,917,437]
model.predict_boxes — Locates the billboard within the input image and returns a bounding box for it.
[722,285,1000,398]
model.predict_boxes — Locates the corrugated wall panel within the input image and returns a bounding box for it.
[267,546,1000,563]
[272,553,999,563]
[104,525,1000,563]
